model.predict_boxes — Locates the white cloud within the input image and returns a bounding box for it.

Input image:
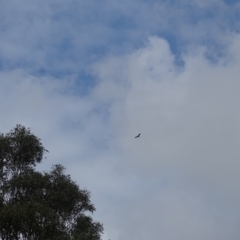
[90,35,240,239]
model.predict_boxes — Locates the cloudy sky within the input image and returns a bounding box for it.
[1,0,240,239]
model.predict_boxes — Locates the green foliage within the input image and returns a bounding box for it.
[0,125,103,240]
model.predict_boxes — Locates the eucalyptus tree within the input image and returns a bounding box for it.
[0,125,103,240]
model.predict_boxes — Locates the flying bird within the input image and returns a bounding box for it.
[135,133,141,138]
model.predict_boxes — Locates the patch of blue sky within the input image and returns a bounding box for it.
[108,11,137,30]
[0,59,8,71]
[224,0,240,5]
[224,9,240,32]
[74,71,97,96]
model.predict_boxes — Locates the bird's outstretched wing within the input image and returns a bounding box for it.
[135,133,141,138]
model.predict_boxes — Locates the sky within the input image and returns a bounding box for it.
[1,0,240,239]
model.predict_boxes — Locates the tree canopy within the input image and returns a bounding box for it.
[0,125,103,240]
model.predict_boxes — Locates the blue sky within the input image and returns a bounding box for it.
[1,1,240,239]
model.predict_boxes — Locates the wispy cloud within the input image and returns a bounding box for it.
[0,1,239,72]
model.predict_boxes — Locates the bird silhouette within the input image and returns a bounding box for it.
[135,133,141,138]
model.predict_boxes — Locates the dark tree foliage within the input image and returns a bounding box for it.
[0,125,103,240]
